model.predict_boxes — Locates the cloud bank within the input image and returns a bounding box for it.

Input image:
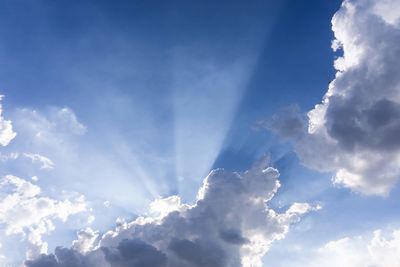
[268,0,400,195]
[305,228,400,267]
[25,158,315,267]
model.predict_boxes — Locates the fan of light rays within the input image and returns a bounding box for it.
[171,48,258,201]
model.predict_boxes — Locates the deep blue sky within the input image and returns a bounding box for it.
[1,0,339,108]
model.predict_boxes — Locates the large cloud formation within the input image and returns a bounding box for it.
[24,158,315,267]
[268,0,400,195]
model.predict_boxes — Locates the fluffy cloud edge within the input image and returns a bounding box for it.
[307,228,400,267]
[24,158,318,267]
[0,174,90,261]
[0,95,16,146]
[265,0,400,196]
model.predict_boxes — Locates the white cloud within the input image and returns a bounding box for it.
[305,229,400,267]
[0,152,54,170]
[0,175,88,259]
[267,0,400,196]
[13,107,86,147]
[148,195,184,219]
[0,96,16,146]
[72,228,99,254]
[25,158,317,267]
[52,108,87,136]
[22,153,55,170]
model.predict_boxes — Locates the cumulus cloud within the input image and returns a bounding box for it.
[24,158,316,267]
[0,175,88,259]
[267,0,400,195]
[0,96,16,146]
[304,228,400,267]
[72,228,100,253]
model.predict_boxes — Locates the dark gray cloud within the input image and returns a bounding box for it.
[25,247,89,267]
[25,254,58,267]
[169,238,226,267]
[219,229,249,245]
[327,97,400,152]
[102,239,167,267]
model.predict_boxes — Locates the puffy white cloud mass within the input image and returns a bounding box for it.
[0,96,16,146]
[268,0,400,195]
[304,228,400,267]
[24,158,316,267]
[0,175,88,260]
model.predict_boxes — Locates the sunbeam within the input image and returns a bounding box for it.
[172,51,255,200]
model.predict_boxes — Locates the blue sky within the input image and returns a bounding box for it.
[1,0,400,266]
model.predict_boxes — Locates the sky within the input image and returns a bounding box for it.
[1,0,400,266]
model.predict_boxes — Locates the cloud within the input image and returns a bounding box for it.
[24,158,316,267]
[257,105,306,142]
[267,0,400,196]
[0,175,88,259]
[50,108,87,136]
[0,96,16,146]
[10,104,166,210]
[72,228,99,253]
[13,107,86,146]
[22,153,55,170]
[0,152,55,174]
[305,228,400,267]
[4,153,56,170]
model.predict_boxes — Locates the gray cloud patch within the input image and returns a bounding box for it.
[258,105,305,141]
[169,238,226,267]
[327,98,400,152]
[102,239,167,267]
[25,248,89,267]
[219,229,249,245]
